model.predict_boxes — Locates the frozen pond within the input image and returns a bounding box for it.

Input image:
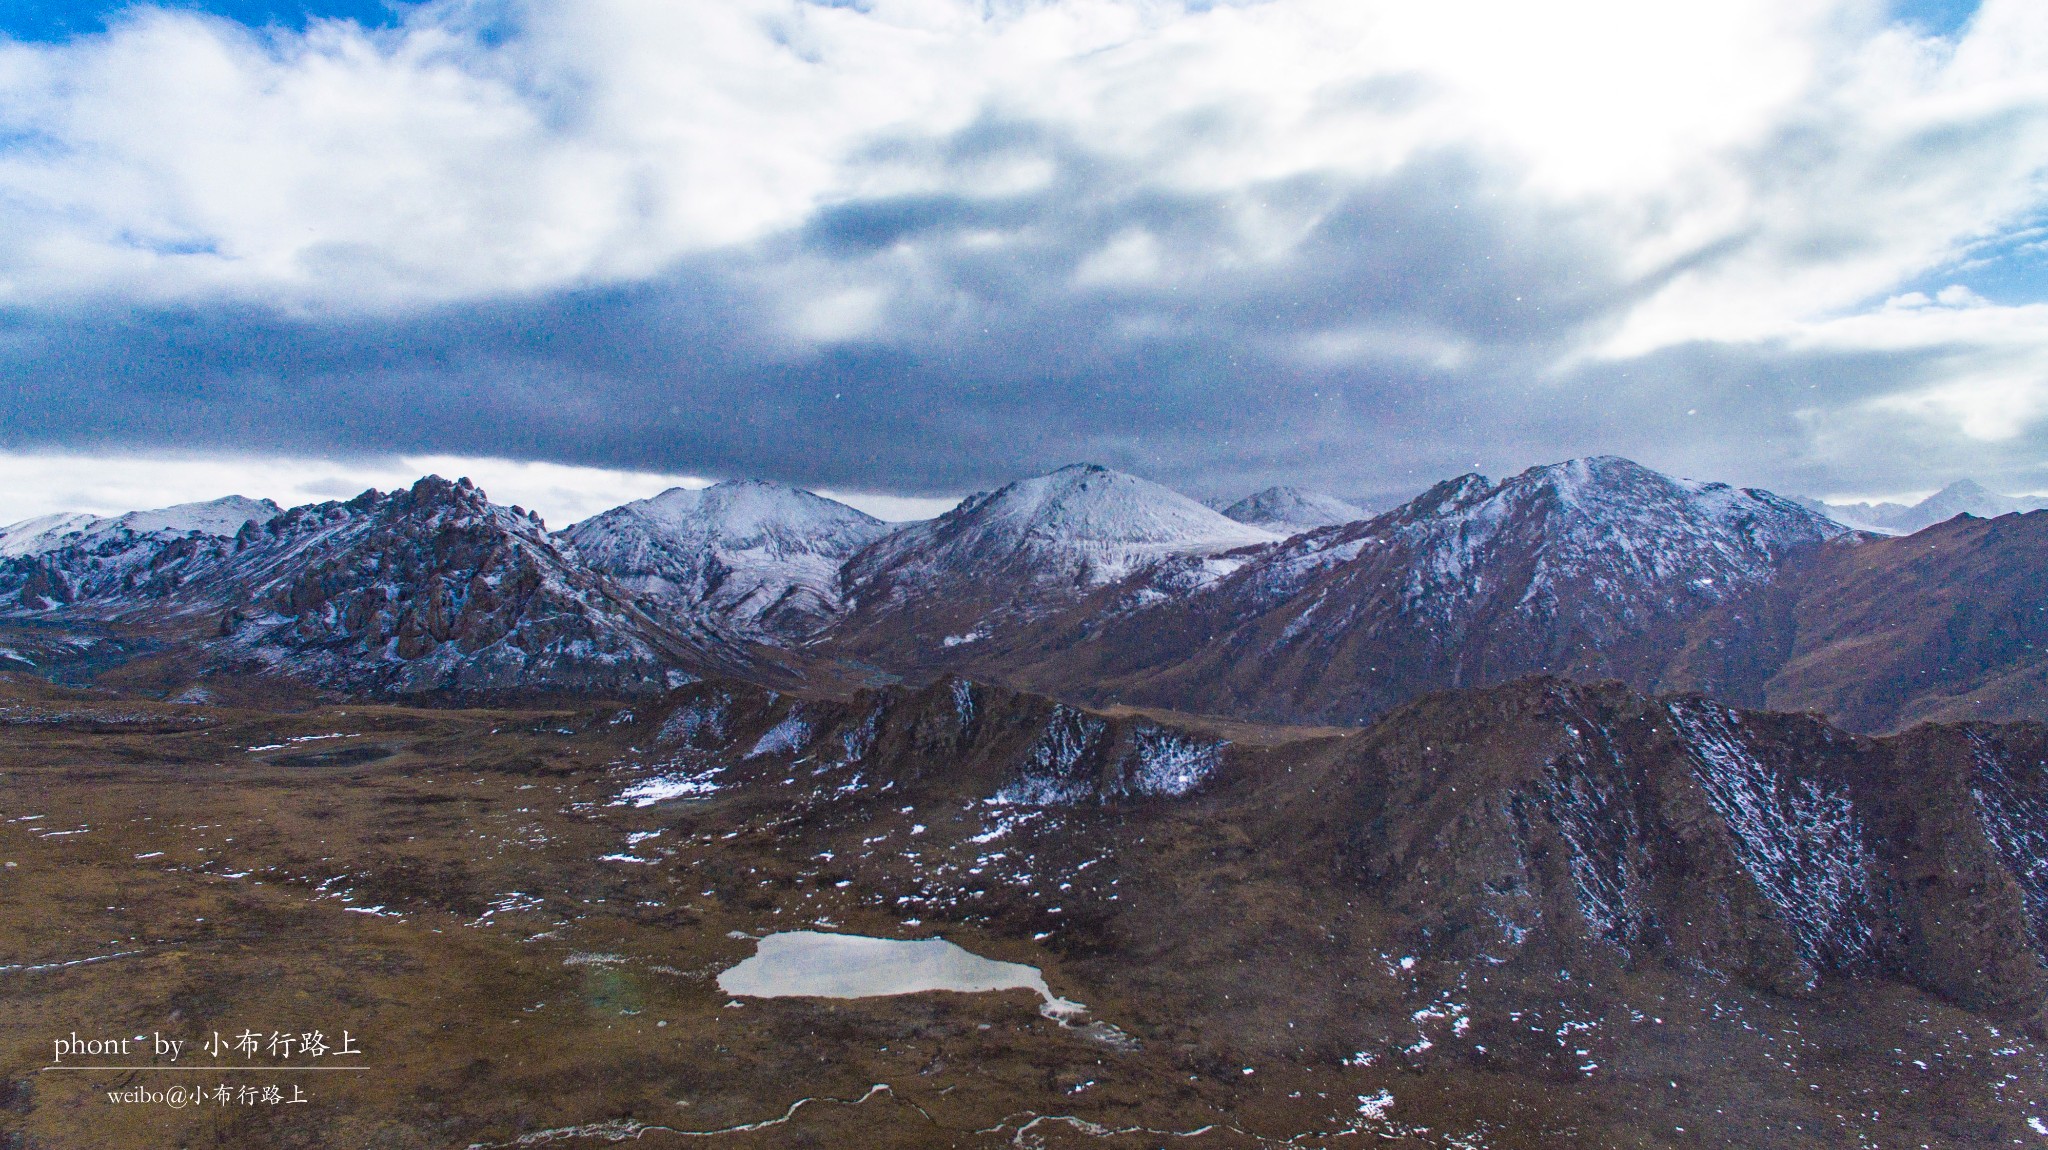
[718,931,1084,1018]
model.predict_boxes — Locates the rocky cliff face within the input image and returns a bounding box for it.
[1319,681,2048,1030]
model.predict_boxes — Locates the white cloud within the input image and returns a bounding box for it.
[1073,229,1163,285]
[811,489,962,521]
[0,0,2042,428]
[0,449,953,529]
[0,450,707,528]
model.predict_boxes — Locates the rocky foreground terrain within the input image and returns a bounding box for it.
[3,456,2048,1147]
[2,664,2046,1147]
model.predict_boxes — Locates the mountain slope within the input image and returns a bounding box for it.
[995,456,1853,725]
[827,464,1277,670]
[1219,485,1369,533]
[1667,508,2048,730]
[0,477,793,697]
[559,480,890,642]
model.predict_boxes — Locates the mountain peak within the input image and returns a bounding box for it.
[1439,456,1851,556]
[1220,486,1368,533]
[622,479,885,541]
[944,465,1278,554]
[560,479,889,642]
[830,465,1280,662]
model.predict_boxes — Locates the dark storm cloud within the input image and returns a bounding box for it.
[5,0,2046,506]
[0,142,1604,492]
[3,125,2013,505]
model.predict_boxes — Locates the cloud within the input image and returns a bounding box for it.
[0,447,956,528]
[0,448,708,528]
[0,0,2043,504]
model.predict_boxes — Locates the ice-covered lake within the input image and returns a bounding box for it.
[717,931,1084,1018]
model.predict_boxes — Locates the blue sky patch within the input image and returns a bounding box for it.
[0,0,408,41]
[1891,0,1979,37]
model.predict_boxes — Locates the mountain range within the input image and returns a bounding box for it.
[2,454,2043,734]
[0,477,810,697]
[1821,478,2048,534]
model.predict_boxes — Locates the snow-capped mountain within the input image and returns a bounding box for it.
[0,478,779,696]
[830,464,1278,667]
[1002,456,1854,725]
[558,480,890,642]
[1824,479,2046,535]
[1218,485,1368,533]
[8,455,2043,735]
[0,495,281,559]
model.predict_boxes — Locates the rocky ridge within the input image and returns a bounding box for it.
[0,477,794,697]
[627,671,2048,1036]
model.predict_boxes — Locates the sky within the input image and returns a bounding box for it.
[0,0,2044,525]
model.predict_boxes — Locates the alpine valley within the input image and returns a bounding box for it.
[4,456,2047,1149]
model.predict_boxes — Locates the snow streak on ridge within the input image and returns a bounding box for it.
[1539,708,1646,951]
[1118,726,1225,798]
[1667,700,1874,972]
[1967,730,2048,954]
